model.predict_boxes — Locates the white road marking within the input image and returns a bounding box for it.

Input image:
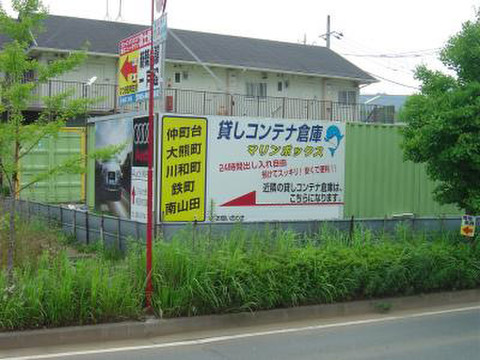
[3,305,480,360]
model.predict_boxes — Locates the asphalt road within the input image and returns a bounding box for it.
[2,306,479,360]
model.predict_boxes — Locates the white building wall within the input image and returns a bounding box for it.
[31,51,360,119]
[36,52,359,103]
[164,62,359,102]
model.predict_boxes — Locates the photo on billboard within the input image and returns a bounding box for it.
[94,117,133,218]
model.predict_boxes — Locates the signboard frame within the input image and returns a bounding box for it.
[117,13,167,107]
[159,115,208,222]
[156,114,346,224]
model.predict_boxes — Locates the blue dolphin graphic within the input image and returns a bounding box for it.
[324,125,344,156]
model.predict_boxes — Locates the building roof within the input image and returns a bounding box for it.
[359,94,409,111]
[1,15,377,83]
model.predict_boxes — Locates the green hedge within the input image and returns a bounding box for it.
[145,227,480,317]
[1,225,479,330]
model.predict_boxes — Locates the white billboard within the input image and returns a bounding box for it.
[158,115,345,223]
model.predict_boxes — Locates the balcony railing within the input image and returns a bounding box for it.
[27,80,395,123]
[163,89,395,123]
[29,79,118,114]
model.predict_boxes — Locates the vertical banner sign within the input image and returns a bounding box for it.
[152,13,167,102]
[118,27,163,105]
[131,116,149,222]
[460,215,476,237]
[161,116,207,222]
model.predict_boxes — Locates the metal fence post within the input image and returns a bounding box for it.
[73,210,77,242]
[203,91,207,115]
[348,215,355,245]
[153,210,159,240]
[174,88,178,112]
[113,84,118,113]
[85,211,90,245]
[100,214,105,246]
[192,220,197,251]
[135,219,140,240]
[27,198,30,220]
[117,217,121,251]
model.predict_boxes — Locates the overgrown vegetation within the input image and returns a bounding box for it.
[0,211,66,269]
[1,219,479,331]
[0,0,93,276]
[400,11,480,214]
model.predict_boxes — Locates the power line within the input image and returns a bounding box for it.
[340,37,422,73]
[341,49,440,58]
[368,72,420,90]
[335,39,415,76]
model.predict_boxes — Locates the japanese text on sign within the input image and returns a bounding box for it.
[161,116,207,222]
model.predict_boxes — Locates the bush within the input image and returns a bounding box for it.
[0,252,143,330]
[130,226,480,319]
[1,222,479,330]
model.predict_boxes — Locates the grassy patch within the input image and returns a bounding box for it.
[138,226,479,318]
[0,213,67,269]
[1,220,479,331]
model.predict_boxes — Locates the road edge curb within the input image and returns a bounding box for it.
[1,289,479,350]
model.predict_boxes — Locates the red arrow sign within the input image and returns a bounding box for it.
[221,191,257,207]
[461,226,474,236]
[121,56,137,81]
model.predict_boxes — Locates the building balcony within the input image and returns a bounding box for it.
[27,80,395,123]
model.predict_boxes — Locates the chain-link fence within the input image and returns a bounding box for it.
[0,197,464,251]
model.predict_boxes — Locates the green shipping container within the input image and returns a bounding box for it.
[344,123,460,218]
[19,128,86,203]
[85,118,460,218]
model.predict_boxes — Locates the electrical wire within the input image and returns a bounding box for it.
[367,71,420,90]
[341,49,440,58]
[335,38,415,76]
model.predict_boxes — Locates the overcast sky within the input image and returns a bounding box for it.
[3,0,478,95]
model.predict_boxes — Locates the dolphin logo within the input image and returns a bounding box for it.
[324,125,344,157]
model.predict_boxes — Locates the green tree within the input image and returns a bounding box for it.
[400,13,480,215]
[0,0,96,275]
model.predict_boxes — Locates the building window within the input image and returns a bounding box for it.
[246,82,267,98]
[338,90,357,105]
[277,81,283,92]
[174,72,181,83]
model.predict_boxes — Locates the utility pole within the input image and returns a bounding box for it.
[116,0,123,21]
[326,15,331,48]
[104,0,111,20]
[319,15,343,49]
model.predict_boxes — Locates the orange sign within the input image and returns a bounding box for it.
[460,215,476,237]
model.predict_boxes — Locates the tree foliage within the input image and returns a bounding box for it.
[0,0,116,275]
[400,13,480,214]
